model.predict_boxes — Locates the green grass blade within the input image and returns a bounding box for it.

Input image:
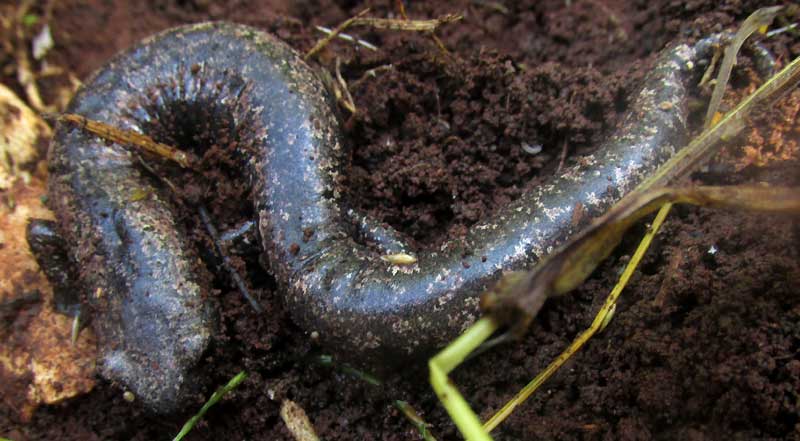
[172,371,248,441]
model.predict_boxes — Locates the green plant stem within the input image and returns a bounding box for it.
[483,203,673,433]
[172,371,247,441]
[429,317,499,441]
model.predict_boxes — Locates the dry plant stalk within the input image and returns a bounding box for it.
[639,55,800,190]
[704,5,784,129]
[58,113,199,168]
[481,185,800,332]
[305,8,371,60]
[280,399,320,441]
[314,25,378,51]
[395,0,409,20]
[334,57,357,114]
[305,9,462,59]
[349,13,462,31]
[350,64,395,90]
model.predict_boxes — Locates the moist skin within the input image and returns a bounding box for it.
[38,23,746,412]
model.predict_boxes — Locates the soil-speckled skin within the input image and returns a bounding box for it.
[26,219,84,317]
[42,22,747,412]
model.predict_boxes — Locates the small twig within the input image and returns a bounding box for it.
[305,10,462,61]
[351,13,462,31]
[350,64,394,90]
[429,33,451,57]
[305,8,371,60]
[314,25,378,51]
[395,0,409,20]
[136,155,180,194]
[57,113,199,168]
[198,205,263,314]
[334,57,357,114]
[698,45,722,88]
[355,13,460,58]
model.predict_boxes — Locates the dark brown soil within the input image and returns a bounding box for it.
[2,1,799,440]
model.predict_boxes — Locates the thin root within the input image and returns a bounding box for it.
[198,205,263,314]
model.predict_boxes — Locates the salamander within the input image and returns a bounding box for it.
[27,22,771,412]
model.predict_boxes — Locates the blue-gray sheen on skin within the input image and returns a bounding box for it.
[40,22,752,413]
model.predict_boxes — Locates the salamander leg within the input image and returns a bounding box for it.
[26,219,85,319]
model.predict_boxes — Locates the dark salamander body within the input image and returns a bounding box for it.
[32,22,757,412]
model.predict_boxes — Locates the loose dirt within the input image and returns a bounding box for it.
[1,0,799,440]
